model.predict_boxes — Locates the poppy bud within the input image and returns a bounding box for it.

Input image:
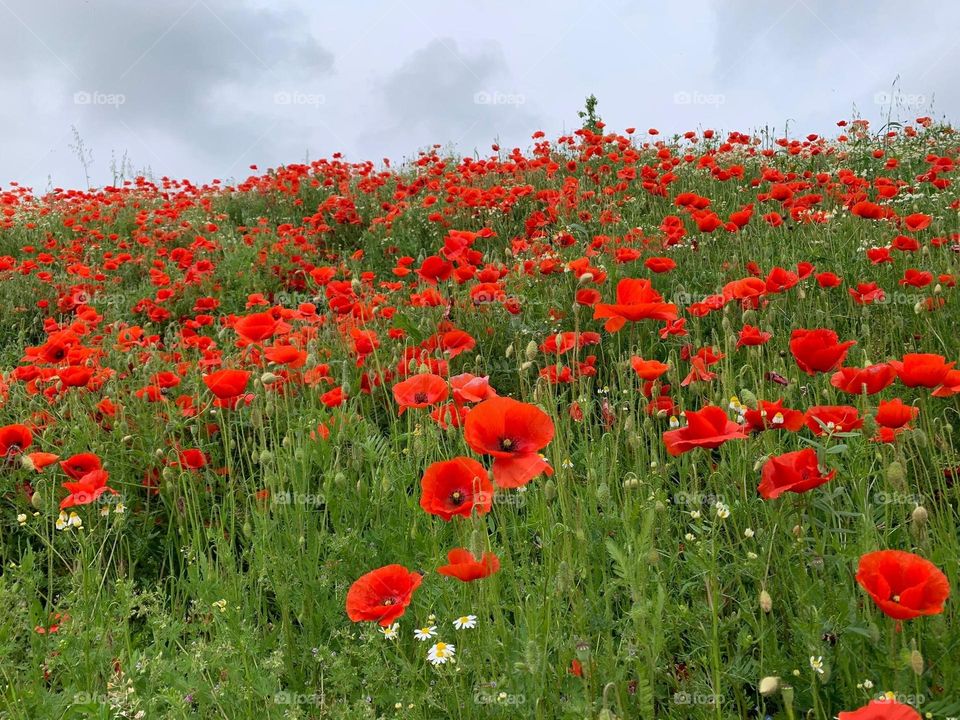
[333,472,346,487]
[543,479,557,503]
[740,388,757,407]
[623,476,639,490]
[595,482,610,505]
[909,648,924,675]
[934,283,942,294]
[721,316,731,332]
[624,416,634,433]
[577,272,594,285]
[911,505,928,527]
[792,524,803,537]
[796,287,806,300]
[912,429,928,447]
[886,461,906,488]
[505,343,514,358]
[759,589,772,613]
[555,561,573,593]
[350,278,361,292]
[242,520,252,538]
[259,450,273,464]
[759,676,780,696]
[261,372,278,385]
[742,309,757,324]
[524,341,538,361]
[31,488,44,510]
[646,549,659,565]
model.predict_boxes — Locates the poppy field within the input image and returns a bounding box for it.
[2,116,960,719]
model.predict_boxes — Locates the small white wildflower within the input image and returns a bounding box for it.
[427,641,455,665]
[379,623,399,640]
[414,625,437,641]
[17,513,27,526]
[744,528,755,538]
[810,656,824,675]
[453,615,477,630]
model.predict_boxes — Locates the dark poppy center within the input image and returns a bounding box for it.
[450,490,465,506]
[499,437,514,451]
[414,392,428,403]
[382,597,396,606]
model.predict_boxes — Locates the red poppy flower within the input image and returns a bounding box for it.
[392,373,448,414]
[875,398,918,429]
[58,366,92,388]
[855,550,950,620]
[25,451,59,472]
[436,548,500,581]
[464,397,555,487]
[838,700,921,720]
[903,213,931,232]
[644,256,676,273]
[450,373,497,405]
[202,369,251,399]
[789,329,856,375]
[758,448,835,499]
[60,452,102,480]
[630,357,669,380]
[662,406,748,456]
[176,448,208,470]
[345,564,423,626]
[830,364,896,395]
[60,468,117,509]
[742,399,805,432]
[420,457,493,520]
[0,424,32,459]
[889,353,955,388]
[816,272,842,288]
[736,324,772,348]
[593,278,677,333]
[233,312,279,343]
[804,405,863,435]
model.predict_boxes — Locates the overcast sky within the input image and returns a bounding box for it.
[2,0,957,191]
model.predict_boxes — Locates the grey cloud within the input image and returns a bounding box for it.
[360,38,541,159]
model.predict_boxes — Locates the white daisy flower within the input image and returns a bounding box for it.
[378,623,399,640]
[414,625,437,641]
[427,641,455,665]
[453,615,477,630]
[810,656,824,675]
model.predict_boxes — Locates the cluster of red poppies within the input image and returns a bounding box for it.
[347,392,554,625]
